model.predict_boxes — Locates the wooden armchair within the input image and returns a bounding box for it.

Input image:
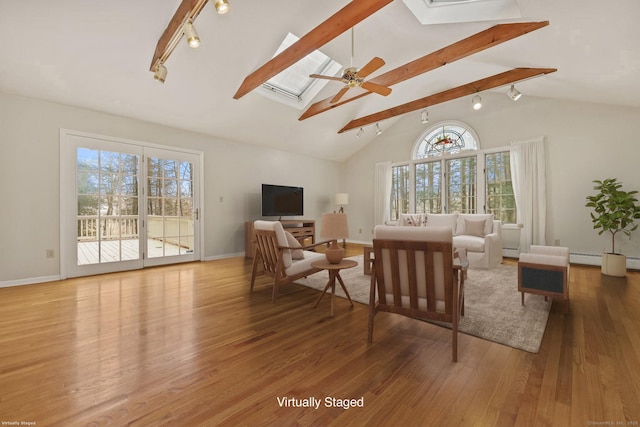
[250,220,330,302]
[368,225,468,362]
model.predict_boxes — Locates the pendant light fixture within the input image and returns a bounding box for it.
[214,0,231,14]
[183,20,200,48]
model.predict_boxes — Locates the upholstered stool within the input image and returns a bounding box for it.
[518,245,570,313]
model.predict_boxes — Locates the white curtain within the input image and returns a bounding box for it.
[374,161,392,226]
[510,138,546,252]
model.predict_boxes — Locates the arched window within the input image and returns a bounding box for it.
[413,121,479,159]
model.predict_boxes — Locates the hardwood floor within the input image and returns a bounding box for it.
[1,245,639,426]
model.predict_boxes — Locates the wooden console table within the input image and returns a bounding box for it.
[245,219,315,258]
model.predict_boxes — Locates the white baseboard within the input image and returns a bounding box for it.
[0,275,61,288]
[204,252,245,261]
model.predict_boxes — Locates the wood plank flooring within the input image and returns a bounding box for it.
[0,246,639,426]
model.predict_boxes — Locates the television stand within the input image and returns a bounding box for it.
[245,219,316,258]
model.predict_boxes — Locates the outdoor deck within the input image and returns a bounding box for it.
[77,239,185,265]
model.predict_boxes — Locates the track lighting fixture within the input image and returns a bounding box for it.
[472,94,482,110]
[507,84,522,101]
[421,109,429,124]
[183,20,200,48]
[214,0,231,14]
[375,123,383,135]
[154,64,167,83]
[356,127,364,138]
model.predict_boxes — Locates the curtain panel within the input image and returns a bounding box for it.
[510,137,547,252]
[374,161,392,226]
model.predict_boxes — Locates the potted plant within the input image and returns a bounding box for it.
[585,178,640,276]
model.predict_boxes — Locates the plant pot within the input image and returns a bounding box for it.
[601,252,627,277]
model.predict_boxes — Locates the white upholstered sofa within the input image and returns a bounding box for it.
[397,213,502,268]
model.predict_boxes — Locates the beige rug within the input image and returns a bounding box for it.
[295,255,552,353]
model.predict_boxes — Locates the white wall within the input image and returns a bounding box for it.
[0,92,340,283]
[342,93,640,265]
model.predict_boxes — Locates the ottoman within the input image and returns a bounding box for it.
[518,245,570,313]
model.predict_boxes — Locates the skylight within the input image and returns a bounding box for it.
[258,33,342,110]
[402,0,521,25]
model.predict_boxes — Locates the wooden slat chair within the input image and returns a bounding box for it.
[368,225,468,362]
[250,220,329,302]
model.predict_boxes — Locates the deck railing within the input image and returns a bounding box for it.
[77,215,193,249]
[77,215,139,241]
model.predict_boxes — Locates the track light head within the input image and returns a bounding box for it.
[472,94,482,110]
[375,123,383,135]
[421,109,429,124]
[154,64,167,83]
[508,85,522,101]
[215,0,231,14]
[183,20,200,48]
[356,127,364,138]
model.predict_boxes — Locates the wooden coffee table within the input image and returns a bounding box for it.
[310,258,358,316]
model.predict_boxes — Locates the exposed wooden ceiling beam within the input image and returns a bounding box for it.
[338,67,558,133]
[232,0,393,100]
[300,21,549,121]
[150,0,208,73]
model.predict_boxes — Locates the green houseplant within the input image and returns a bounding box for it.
[585,178,640,276]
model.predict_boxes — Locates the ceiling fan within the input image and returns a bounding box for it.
[309,28,392,104]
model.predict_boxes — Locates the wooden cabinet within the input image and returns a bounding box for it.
[245,219,315,258]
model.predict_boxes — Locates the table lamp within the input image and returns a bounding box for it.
[320,212,349,264]
[335,193,349,213]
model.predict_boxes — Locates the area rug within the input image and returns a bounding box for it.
[295,255,552,353]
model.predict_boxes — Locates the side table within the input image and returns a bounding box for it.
[363,245,374,275]
[310,258,358,316]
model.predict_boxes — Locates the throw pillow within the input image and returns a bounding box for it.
[285,231,304,259]
[464,218,487,237]
[399,213,423,226]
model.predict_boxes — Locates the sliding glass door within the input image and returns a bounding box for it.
[61,130,202,278]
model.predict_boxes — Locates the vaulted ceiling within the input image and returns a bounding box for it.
[0,1,639,161]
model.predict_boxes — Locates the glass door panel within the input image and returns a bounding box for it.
[76,147,140,265]
[144,150,199,266]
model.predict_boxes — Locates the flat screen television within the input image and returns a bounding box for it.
[261,184,304,217]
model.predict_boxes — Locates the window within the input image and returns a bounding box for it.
[415,161,441,214]
[485,151,516,224]
[389,121,516,224]
[446,156,477,213]
[390,164,409,221]
[258,33,342,109]
[414,121,478,158]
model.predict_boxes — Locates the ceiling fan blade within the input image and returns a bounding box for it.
[309,74,344,82]
[357,57,385,78]
[330,87,350,104]
[361,81,392,96]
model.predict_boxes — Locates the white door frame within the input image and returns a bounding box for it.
[60,129,204,279]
